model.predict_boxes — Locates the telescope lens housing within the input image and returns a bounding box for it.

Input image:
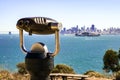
[16,17,62,35]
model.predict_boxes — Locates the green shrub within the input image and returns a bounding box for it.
[84,70,105,78]
[115,71,120,80]
[16,62,28,75]
[52,64,75,74]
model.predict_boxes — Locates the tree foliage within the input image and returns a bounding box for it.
[103,49,120,73]
[118,48,120,59]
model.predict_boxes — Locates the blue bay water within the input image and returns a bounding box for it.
[0,34,120,74]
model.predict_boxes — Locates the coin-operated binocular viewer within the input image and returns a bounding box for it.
[16,17,62,80]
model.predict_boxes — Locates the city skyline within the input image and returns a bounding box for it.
[1,0,120,32]
[62,24,120,30]
[61,24,120,35]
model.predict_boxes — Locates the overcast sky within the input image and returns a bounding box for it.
[0,0,120,32]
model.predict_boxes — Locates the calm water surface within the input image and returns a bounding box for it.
[0,34,120,74]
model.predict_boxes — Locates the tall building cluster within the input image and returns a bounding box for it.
[60,24,120,35]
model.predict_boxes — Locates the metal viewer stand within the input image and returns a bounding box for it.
[16,17,62,80]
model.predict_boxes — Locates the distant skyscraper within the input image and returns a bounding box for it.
[63,27,66,32]
[81,26,85,31]
[91,24,95,32]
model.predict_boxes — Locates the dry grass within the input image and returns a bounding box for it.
[0,70,114,80]
[0,70,30,80]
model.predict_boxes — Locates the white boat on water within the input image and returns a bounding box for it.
[75,32,100,37]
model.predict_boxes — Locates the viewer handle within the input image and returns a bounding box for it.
[51,30,60,57]
[19,30,28,54]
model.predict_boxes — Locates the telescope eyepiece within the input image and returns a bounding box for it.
[17,20,31,27]
[24,20,30,26]
[17,20,24,27]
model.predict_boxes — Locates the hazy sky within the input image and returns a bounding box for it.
[0,0,120,32]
